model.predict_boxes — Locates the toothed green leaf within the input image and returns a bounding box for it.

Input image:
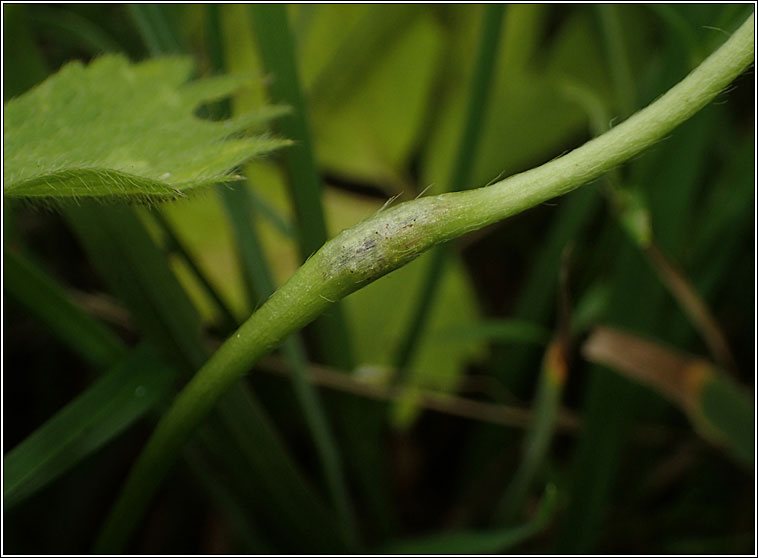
[3,54,291,201]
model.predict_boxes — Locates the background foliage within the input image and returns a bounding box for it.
[3,4,754,554]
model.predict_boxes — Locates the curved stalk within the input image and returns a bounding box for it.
[95,14,754,552]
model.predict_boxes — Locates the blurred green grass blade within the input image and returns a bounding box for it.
[646,4,703,67]
[248,3,353,370]
[278,336,357,546]
[218,181,357,544]
[570,281,611,335]
[149,209,238,332]
[492,186,600,393]
[213,385,351,552]
[498,339,566,521]
[127,3,183,55]
[4,344,177,510]
[29,7,122,54]
[247,185,295,238]
[383,484,557,554]
[205,8,265,310]
[70,202,345,551]
[596,4,636,117]
[62,203,207,371]
[2,4,48,99]
[642,111,717,256]
[699,376,754,468]
[393,4,504,373]
[307,4,419,102]
[4,248,126,369]
[247,4,335,259]
[392,247,447,373]
[437,319,552,346]
[180,444,274,553]
[446,3,506,194]
[689,137,754,267]
[556,246,662,553]
[218,183,272,308]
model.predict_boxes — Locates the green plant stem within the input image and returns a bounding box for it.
[96,14,754,552]
[393,3,505,374]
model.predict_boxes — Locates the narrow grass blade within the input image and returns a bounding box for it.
[218,181,357,545]
[4,248,126,369]
[556,249,664,553]
[596,4,636,117]
[246,4,331,260]
[4,345,177,509]
[204,8,356,539]
[63,203,342,551]
[180,444,274,553]
[498,339,567,519]
[62,204,207,371]
[306,4,420,103]
[382,484,557,554]
[2,4,48,99]
[393,4,505,373]
[74,204,346,551]
[248,3,354,370]
[211,386,351,553]
[127,3,183,55]
[583,326,754,468]
[217,183,270,309]
[28,7,122,54]
[149,209,238,332]
[436,319,552,346]
[497,247,572,522]
[646,4,703,67]
[491,186,600,394]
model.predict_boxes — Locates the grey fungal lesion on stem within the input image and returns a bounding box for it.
[317,195,453,289]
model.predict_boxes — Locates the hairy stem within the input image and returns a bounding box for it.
[95,13,754,552]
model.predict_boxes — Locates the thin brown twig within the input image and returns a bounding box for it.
[643,243,737,372]
[256,355,682,446]
[258,354,580,431]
